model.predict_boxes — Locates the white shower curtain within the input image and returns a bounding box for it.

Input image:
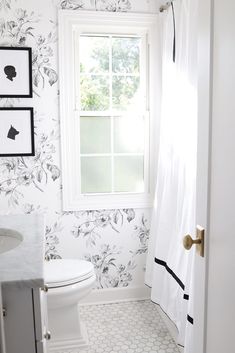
[145,0,198,348]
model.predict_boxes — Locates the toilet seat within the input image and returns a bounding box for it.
[45,259,95,288]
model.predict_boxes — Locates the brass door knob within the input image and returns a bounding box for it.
[182,227,205,257]
[183,234,201,250]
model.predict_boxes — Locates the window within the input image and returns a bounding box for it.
[59,11,158,210]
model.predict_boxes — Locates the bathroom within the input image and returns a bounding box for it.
[0,1,235,353]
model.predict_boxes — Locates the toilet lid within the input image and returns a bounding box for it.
[45,259,95,288]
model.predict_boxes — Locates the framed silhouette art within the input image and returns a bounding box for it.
[0,107,35,156]
[0,47,33,98]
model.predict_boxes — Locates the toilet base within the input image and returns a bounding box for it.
[46,269,96,352]
[48,321,89,352]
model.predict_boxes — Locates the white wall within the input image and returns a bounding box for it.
[206,0,235,351]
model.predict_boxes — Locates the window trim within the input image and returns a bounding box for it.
[58,10,159,211]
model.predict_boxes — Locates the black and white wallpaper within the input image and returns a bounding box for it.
[0,0,157,289]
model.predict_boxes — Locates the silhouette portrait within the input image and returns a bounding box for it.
[7,125,19,140]
[4,65,17,81]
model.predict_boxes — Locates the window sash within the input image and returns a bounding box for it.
[78,112,150,195]
[74,31,147,113]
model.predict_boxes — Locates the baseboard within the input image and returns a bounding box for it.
[80,285,151,305]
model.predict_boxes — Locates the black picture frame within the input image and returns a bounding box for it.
[0,107,35,157]
[0,47,33,98]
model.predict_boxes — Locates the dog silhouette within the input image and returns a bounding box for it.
[7,125,19,140]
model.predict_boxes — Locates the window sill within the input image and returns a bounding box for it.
[62,192,153,211]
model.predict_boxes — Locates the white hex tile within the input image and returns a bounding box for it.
[59,300,180,353]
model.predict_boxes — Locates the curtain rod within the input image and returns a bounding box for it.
[159,1,174,13]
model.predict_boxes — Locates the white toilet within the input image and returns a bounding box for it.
[45,259,96,352]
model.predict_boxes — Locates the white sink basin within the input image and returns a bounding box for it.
[0,228,23,254]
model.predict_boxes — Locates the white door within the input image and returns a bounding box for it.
[186,0,235,352]
[201,0,235,352]
[184,0,212,352]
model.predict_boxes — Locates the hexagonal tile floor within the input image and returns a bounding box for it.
[59,300,180,353]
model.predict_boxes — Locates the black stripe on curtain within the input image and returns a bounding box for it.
[154,257,185,290]
[154,257,195,327]
[171,1,176,62]
[187,315,194,325]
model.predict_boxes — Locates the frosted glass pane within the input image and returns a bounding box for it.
[81,157,111,193]
[114,156,144,192]
[80,117,111,154]
[112,37,140,74]
[80,36,109,73]
[114,115,144,153]
[112,76,140,111]
[80,75,109,111]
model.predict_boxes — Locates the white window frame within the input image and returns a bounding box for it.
[58,10,159,211]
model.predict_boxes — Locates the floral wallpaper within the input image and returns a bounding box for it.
[0,0,156,289]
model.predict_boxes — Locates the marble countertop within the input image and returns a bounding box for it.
[0,214,45,288]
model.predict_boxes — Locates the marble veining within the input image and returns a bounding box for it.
[0,214,45,288]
